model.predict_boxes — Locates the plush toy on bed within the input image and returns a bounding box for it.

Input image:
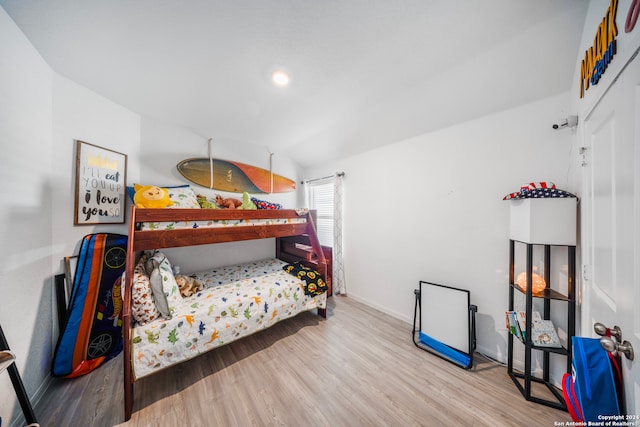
[215,192,257,209]
[239,192,257,210]
[133,184,173,208]
[196,194,218,209]
[215,194,242,209]
[174,275,204,297]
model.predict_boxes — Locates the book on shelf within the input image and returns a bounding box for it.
[531,319,562,348]
[505,311,519,340]
[515,310,543,341]
[505,311,562,348]
[516,311,527,341]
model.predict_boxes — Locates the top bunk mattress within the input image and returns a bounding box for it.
[138,215,306,231]
[131,206,310,231]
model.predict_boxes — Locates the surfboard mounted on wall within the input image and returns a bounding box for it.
[176,158,296,193]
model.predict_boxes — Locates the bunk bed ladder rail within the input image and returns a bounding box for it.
[303,211,328,317]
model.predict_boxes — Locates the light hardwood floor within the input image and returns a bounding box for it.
[34,296,569,426]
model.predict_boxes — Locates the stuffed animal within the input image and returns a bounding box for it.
[214,192,257,209]
[238,192,257,210]
[215,194,242,209]
[175,275,204,297]
[133,184,173,208]
[196,194,218,209]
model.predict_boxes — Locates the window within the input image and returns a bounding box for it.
[307,179,334,247]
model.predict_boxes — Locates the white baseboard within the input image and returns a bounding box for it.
[345,293,414,325]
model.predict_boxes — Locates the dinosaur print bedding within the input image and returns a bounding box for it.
[137,216,306,231]
[131,258,326,379]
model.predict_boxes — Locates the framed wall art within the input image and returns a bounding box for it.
[74,140,127,225]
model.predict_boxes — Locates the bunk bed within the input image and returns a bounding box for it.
[123,206,329,420]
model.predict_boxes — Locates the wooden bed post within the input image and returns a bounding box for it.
[123,205,136,421]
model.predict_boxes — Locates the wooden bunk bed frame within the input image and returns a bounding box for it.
[123,206,329,420]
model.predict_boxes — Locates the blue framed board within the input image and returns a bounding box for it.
[413,281,477,369]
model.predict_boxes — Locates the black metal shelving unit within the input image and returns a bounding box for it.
[507,239,576,411]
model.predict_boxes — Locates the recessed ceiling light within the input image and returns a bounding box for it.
[272,70,290,87]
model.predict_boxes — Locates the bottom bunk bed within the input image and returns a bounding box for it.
[123,207,329,421]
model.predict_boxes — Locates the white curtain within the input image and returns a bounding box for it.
[333,173,346,295]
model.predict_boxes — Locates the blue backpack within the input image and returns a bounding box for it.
[562,337,621,422]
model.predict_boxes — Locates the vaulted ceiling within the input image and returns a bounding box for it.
[1,0,588,167]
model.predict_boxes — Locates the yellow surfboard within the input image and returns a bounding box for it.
[177,158,296,193]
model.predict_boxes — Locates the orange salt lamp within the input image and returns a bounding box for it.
[516,272,547,293]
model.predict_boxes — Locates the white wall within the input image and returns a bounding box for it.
[0,6,142,425]
[51,74,142,263]
[305,93,575,365]
[137,116,304,272]
[0,6,55,423]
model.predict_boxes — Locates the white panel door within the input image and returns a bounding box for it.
[582,51,640,415]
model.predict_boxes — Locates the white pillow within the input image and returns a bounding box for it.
[149,265,170,318]
[147,251,182,318]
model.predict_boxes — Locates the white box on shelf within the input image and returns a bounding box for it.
[509,198,577,245]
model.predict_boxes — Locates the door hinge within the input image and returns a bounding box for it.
[579,147,588,167]
[582,264,590,281]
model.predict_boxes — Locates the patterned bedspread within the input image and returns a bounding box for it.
[138,216,306,231]
[131,258,326,379]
